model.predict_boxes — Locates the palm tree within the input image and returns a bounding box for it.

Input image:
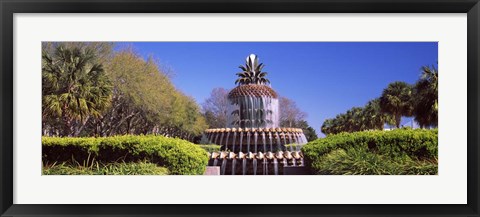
[363,98,394,130]
[413,65,438,128]
[42,46,112,136]
[379,81,414,128]
[235,54,270,85]
[321,119,333,135]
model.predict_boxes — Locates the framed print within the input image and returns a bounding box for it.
[1,0,479,216]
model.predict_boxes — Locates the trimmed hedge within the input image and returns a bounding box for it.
[302,129,438,175]
[42,135,209,175]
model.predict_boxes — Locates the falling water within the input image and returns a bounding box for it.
[294,133,300,152]
[263,159,268,175]
[253,158,257,175]
[301,134,308,145]
[254,132,258,153]
[292,158,296,167]
[207,133,212,142]
[227,96,279,128]
[226,132,230,151]
[239,132,243,153]
[288,133,293,152]
[262,132,266,152]
[232,158,237,175]
[269,132,273,152]
[297,133,303,151]
[273,159,278,175]
[221,158,227,175]
[213,158,218,166]
[242,158,247,175]
[232,131,237,153]
[275,132,281,151]
[247,132,251,153]
[283,134,290,152]
[219,133,224,149]
[213,133,219,145]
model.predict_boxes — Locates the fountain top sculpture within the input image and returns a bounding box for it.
[228,54,277,99]
[235,54,270,85]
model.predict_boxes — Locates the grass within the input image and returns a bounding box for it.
[43,160,169,175]
[313,147,437,175]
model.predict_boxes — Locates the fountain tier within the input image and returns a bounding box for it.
[205,127,307,153]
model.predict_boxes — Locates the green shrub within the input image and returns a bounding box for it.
[43,161,169,175]
[302,129,438,175]
[197,144,221,152]
[42,135,209,175]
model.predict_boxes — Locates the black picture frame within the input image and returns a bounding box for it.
[1,0,479,216]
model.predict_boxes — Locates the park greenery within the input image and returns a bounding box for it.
[41,42,437,175]
[302,129,438,175]
[321,65,438,135]
[42,42,207,141]
[42,135,209,175]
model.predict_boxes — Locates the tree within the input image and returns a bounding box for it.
[235,54,270,85]
[89,50,175,136]
[279,96,307,128]
[42,42,114,64]
[296,120,318,142]
[42,46,112,136]
[85,48,207,140]
[363,98,394,130]
[379,81,414,128]
[202,88,229,128]
[413,65,438,128]
[320,99,394,135]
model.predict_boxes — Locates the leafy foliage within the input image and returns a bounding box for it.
[302,129,438,175]
[321,99,393,135]
[379,81,414,128]
[42,43,207,141]
[42,45,112,136]
[322,64,438,135]
[42,135,209,175]
[413,65,438,128]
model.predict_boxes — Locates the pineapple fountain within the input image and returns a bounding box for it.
[205,54,308,175]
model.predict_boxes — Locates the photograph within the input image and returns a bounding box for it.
[41,42,438,176]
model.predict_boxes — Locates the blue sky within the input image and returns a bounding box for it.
[116,42,438,137]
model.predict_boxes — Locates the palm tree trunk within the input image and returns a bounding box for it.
[395,114,401,128]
